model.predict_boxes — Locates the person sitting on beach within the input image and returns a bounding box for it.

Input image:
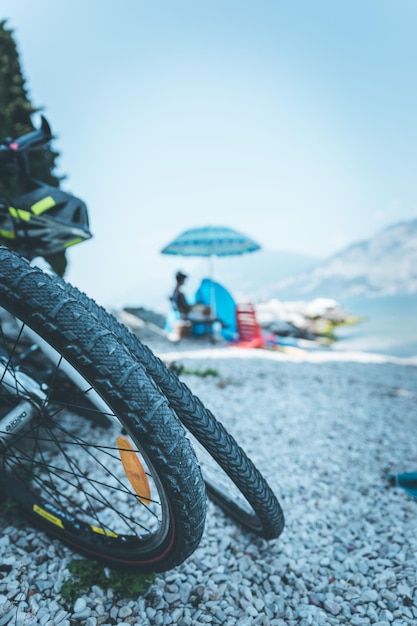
[171,271,192,319]
[171,271,212,322]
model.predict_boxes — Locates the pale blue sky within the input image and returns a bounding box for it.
[2,1,417,310]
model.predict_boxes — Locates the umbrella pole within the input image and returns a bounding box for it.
[209,255,216,318]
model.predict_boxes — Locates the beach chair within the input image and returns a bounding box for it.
[234,302,285,349]
[235,303,267,348]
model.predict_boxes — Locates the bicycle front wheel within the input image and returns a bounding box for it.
[0,247,206,571]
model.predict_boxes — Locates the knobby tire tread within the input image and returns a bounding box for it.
[0,247,207,571]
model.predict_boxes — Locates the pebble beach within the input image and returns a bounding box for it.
[1,334,417,626]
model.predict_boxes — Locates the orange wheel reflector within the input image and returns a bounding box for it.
[117,436,151,504]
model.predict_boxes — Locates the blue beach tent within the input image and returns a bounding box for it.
[164,278,237,340]
[194,278,237,340]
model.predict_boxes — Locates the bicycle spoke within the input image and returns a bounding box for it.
[0,330,163,537]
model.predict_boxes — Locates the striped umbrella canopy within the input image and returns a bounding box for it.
[161,226,261,257]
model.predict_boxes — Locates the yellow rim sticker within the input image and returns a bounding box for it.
[90,526,118,538]
[33,504,64,529]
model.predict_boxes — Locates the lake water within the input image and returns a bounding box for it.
[333,295,417,358]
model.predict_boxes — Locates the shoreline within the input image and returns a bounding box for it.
[155,342,417,367]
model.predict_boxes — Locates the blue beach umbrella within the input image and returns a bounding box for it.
[161,225,261,316]
[161,225,261,258]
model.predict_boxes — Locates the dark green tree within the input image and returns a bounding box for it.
[0,20,69,275]
[0,19,61,191]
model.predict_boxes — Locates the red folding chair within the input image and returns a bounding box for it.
[235,303,265,348]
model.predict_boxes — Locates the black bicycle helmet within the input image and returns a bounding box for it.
[0,182,92,257]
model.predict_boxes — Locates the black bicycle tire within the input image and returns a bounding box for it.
[76,292,284,539]
[0,247,206,571]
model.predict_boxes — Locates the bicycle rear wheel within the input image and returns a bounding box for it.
[76,293,285,539]
[0,247,206,571]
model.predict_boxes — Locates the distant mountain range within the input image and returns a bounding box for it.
[215,218,417,303]
[204,248,320,301]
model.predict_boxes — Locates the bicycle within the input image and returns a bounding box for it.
[0,118,284,572]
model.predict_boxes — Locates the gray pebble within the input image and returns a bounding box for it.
[361,589,378,603]
[118,605,132,618]
[72,609,92,620]
[324,600,342,616]
[73,597,88,612]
